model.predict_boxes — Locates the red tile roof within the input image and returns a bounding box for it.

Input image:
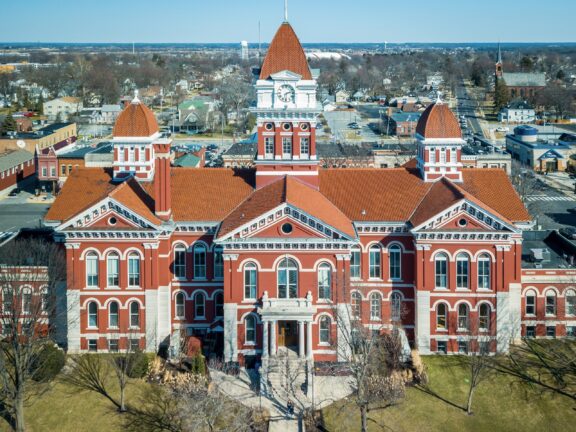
[259,23,312,80]
[47,166,530,228]
[218,176,356,238]
[415,103,462,139]
[113,100,159,137]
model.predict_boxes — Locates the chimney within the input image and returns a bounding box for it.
[153,141,172,221]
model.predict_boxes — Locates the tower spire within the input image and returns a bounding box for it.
[284,0,288,22]
[497,41,502,64]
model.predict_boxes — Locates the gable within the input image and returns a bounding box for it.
[86,209,143,229]
[411,199,518,233]
[243,215,330,240]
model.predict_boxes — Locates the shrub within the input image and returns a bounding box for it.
[128,350,151,379]
[32,343,66,382]
[191,353,206,376]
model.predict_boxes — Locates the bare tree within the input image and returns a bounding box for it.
[0,235,66,432]
[490,338,576,403]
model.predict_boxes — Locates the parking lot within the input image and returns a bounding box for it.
[323,109,379,142]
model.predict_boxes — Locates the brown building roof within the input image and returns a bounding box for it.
[112,100,159,137]
[415,103,462,139]
[259,23,312,80]
[46,166,530,228]
[218,176,356,238]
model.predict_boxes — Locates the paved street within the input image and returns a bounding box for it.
[324,109,379,142]
[0,203,50,232]
[455,83,485,138]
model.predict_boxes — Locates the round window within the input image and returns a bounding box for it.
[458,218,468,227]
[108,217,117,226]
[264,122,274,131]
[282,122,292,131]
[300,123,309,131]
[281,223,293,234]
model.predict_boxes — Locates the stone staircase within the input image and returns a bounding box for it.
[262,347,311,411]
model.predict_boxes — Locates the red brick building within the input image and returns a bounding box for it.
[45,19,576,363]
[0,150,35,194]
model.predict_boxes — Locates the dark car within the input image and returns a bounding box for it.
[567,207,576,214]
[560,227,576,240]
[8,188,21,197]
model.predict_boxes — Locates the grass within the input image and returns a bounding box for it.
[322,356,576,432]
[0,374,152,432]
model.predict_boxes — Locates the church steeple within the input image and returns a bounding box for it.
[495,42,503,79]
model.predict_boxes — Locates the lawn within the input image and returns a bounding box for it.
[0,375,152,432]
[322,355,576,432]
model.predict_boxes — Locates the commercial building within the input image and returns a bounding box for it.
[0,149,35,194]
[0,123,77,153]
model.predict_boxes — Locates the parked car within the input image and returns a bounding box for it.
[567,207,576,214]
[560,227,576,240]
[348,122,360,129]
[8,188,21,197]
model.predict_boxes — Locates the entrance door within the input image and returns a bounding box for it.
[278,321,298,347]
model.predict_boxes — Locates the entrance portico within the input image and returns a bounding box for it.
[259,291,316,360]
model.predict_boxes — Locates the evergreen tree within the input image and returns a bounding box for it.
[0,113,17,135]
[494,78,510,112]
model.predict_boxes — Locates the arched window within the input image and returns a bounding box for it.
[435,253,448,289]
[318,264,331,300]
[278,258,298,299]
[88,301,98,328]
[566,289,576,316]
[545,291,556,316]
[369,245,381,279]
[175,292,185,319]
[213,246,224,279]
[107,253,119,287]
[351,292,362,319]
[174,246,187,279]
[319,316,331,344]
[370,293,381,320]
[214,292,224,318]
[109,301,119,328]
[391,292,402,322]
[194,292,205,318]
[525,290,536,315]
[21,287,32,314]
[436,303,448,330]
[479,303,490,331]
[350,246,361,279]
[86,252,99,287]
[244,263,257,300]
[458,303,469,330]
[129,302,140,328]
[128,253,141,287]
[389,245,401,280]
[194,244,207,279]
[456,253,469,289]
[245,315,256,344]
[478,254,491,289]
[41,288,49,313]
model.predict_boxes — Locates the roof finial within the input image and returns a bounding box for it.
[132,89,140,104]
[436,90,443,104]
[284,0,288,22]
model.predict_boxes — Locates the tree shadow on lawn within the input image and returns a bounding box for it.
[413,359,467,413]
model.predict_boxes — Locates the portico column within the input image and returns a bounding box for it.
[262,321,269,358]
[270,320,277,357]
[306,321,313,360]
[298,320,305,358]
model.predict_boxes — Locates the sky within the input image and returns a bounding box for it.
[1,0,575,44]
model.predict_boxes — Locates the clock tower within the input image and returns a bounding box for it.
[252,18,321,189]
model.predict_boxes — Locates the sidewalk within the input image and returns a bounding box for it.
[540,172,576,198]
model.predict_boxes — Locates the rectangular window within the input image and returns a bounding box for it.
[118,146,125,162]
[194,249,206,279]
[61,165,66,176]
[108,339,119,353]
[300,137,310,157]
[264,137,274,157]
[437,340,447,354]
[478,259,490,289]
[389,247,401,280]
[546,295,556,316]
[435,259,447,289]
[128,147,135,163]
[128,256,140,286]
[282,137,292,158]
[458,340,468,354]
[42,167,47,177]
[546,326,556,338]
[369,248,381,279]
[567,326,576,338]
[525,295,536,315]
[350,249,361,279]
[456,259,469,289]
[51,167,56,177]
[107,256,119,287]
[86,257,99,287]
[174,249,186,279]
[88,339,98,352]
[526,326,536,338]
[129,339,140,352]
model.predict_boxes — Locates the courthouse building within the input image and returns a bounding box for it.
[45,19,576,364]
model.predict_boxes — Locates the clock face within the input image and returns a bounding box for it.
[277,84,295,103]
